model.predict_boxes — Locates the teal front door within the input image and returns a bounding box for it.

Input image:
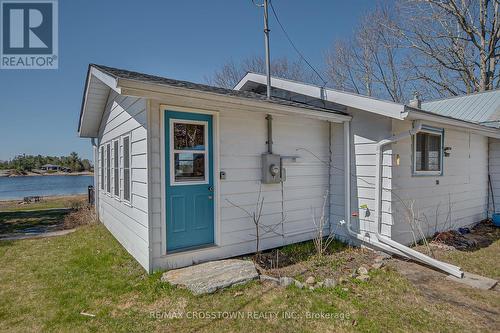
[165,111,214,251]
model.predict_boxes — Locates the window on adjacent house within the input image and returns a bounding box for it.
[414,129,443,174]
[123,135,131,202]
[113,140,119,197]
[106,143,111,193]
[100,147,104,190]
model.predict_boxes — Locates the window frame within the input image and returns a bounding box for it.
[112,139,120,198]
[412,126,444,176]
[169,118,209,186]
[122,134,132,205]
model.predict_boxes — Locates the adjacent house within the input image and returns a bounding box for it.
[78,64,500,274]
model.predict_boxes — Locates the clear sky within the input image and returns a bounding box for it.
[0,0,375,161]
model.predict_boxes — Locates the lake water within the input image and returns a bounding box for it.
[0,175,94,201]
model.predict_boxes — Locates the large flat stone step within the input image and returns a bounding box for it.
[161,259,258,295]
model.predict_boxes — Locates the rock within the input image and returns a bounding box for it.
[279,277,294,287]
[356,274,370,282]
[161,259,258,295]
[357,266,369,275]
[260,275,280,283]
[305,276,316,285]
[372,262,384,270]
[294,280,304,289]
[324,278,337,288]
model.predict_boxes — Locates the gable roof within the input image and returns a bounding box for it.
[78,65,350,137]
[235,72,406,119]
[421,89,500,125]
[235,72,500,138]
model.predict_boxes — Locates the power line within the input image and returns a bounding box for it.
[268,0,328,86]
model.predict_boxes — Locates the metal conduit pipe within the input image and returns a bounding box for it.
[266,114,273,154]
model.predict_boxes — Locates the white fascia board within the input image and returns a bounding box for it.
[117,78,352,123]
[90,67,121,93]
[79,68,119,138]
[405,108,500,139]
[235,73,405,119]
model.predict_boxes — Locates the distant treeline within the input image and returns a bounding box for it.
[0,152,92,172]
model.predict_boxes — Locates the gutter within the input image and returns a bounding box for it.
[343,121,464,278]
[404,106,500,139]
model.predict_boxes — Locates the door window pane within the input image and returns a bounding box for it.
[174,153,205,181]
[174,123,205,150]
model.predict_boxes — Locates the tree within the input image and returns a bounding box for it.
[325,1,499,100]
[395,0,500,95]
[205,55,321,89]
[325,5,416,103]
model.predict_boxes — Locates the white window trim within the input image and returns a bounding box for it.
[122,134,132,206]
[412,127,444,176]
[112,139,120,199]
[169,118,210,186]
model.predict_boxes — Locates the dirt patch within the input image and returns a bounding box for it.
[391,258,500,332]
[247,240,383,282]
[431,220,500,251]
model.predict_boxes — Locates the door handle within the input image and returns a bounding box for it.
[208,186,214,192]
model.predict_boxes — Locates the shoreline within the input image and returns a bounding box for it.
[0,193,86,204]
[0,171,93,178]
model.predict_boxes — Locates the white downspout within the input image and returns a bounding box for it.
[343,121,409,258]
[374,122,463,278]
[343,120,464,278]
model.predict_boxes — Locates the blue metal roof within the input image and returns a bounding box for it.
[421,89,500,125]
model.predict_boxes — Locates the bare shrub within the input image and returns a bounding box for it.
[63,206,98,229]
[312,190,337,257]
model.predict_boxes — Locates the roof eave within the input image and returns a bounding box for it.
[404,106,500,138]
[117,77,352,123]
[78,65,121,138]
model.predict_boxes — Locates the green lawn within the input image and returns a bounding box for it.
[0,195,86,212]
[1,222,498,332]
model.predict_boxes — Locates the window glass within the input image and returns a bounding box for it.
[100,147,104,190]
[106,144,111,192]
[123,136,130,202]
[113,140,119,196]
[415,132,442,172]
[174,153,205,181]
[174,123,205,150]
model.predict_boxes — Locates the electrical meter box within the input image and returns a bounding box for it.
[262,153,282,184]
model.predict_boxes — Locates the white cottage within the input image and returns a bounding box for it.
[78,65,500,275]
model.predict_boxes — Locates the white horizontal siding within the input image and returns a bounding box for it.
[330,109,394,241]
[97,91,149,271]
[488,138,500,216]
[391,119,488,244]
[149,98,334,270]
